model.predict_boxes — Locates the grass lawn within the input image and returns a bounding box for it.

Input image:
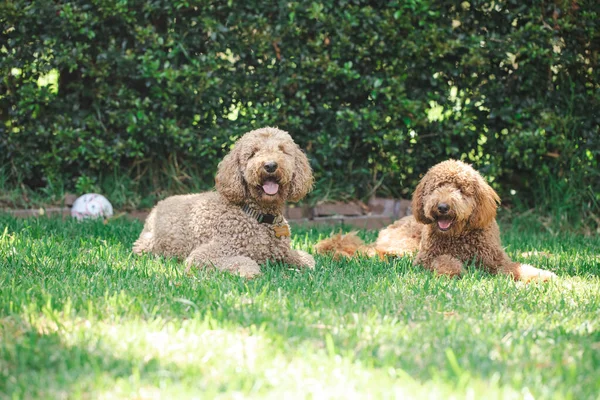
[0,214,599,399]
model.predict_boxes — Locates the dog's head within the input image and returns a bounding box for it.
[215,127,313,208]
[412,160,500,233]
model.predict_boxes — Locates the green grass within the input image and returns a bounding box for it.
[0,215,599,399]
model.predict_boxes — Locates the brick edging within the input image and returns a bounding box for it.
[3,197,411,229]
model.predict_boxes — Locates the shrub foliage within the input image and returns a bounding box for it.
[1,1,599,209]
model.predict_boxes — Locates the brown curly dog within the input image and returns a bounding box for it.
[133,127,315,277]
[316,160,556,282]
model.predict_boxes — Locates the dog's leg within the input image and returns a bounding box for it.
[314,232,369,259]
[417,254,464,277]
[185,244,261,278]
[478,250,557,283]
[285,249,316,269]
[498,261,556,283]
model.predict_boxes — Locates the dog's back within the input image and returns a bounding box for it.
[132,192,220,258]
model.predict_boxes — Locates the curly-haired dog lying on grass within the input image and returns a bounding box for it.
[316,160,556,282]
[133,127,315,277]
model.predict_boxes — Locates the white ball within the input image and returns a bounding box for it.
[71,193,114,220]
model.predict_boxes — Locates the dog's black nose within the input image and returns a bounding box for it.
[264,161,278,173]
[437,203,449,214]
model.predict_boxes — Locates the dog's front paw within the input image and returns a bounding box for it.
[430,255,464,278]
[518,264,557,283]
[291,250,316,269]
[236,263,262,278]
[186,254,262,278]
[221,256,262,278]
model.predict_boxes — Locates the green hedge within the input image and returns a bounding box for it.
[2,1,599,211]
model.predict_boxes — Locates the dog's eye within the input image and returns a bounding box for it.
[249,149,258,158]
[279,144,291,155]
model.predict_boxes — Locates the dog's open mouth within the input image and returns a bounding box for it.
[436,219,453,231]
[261,178,280,196]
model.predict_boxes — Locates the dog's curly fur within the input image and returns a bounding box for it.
[133,127,315,277]
[316,160,556,282]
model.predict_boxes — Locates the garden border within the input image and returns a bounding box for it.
[2,197,411,230]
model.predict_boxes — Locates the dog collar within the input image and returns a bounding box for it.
[241,204,279,225]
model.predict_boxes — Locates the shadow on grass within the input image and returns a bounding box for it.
[0,213,144,246]
[1,330,146,397]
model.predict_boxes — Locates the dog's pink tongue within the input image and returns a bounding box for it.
[438,220,452,230]
[262,181,279,195]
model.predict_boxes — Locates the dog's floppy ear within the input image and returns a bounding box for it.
[469,178,501,229]
[412,178,433,224]
[215,144,246,204]
[288,144,314,202]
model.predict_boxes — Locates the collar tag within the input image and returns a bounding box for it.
[273,224,291,238]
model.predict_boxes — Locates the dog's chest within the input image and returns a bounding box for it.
[239,220,291,263]
[430,231,486,262]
